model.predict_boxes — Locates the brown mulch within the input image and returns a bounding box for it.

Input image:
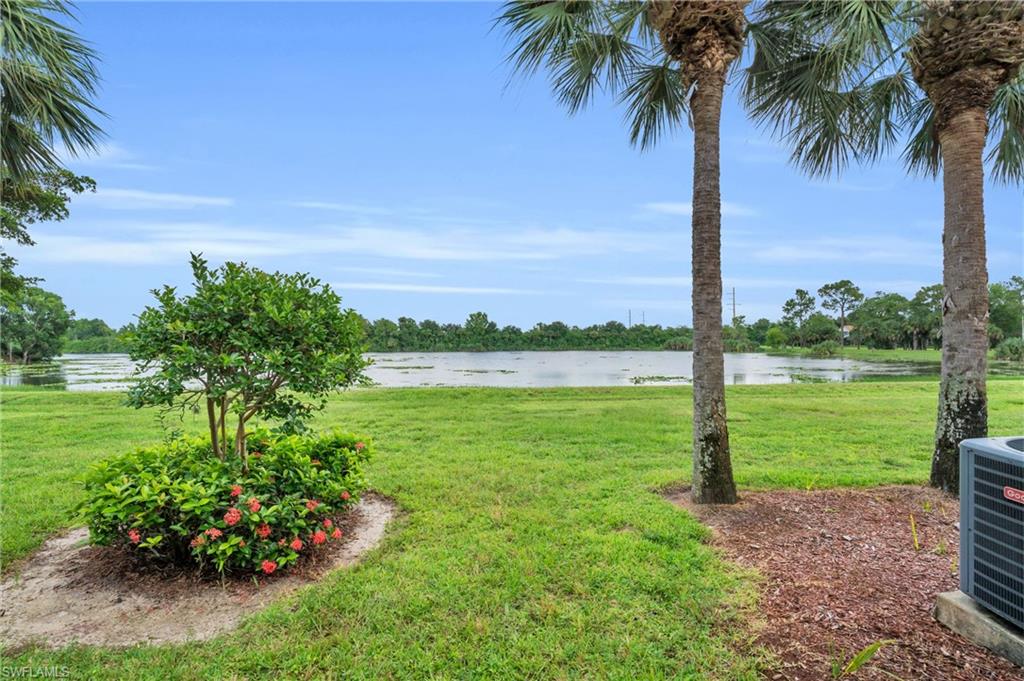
[666,485,1024,681]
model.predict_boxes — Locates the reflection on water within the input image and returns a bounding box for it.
[0,351,956,391]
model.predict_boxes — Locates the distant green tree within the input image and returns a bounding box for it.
[748,318,772,346]
[907,285,944,350]
[396,316,420,351]
[64,317,114,340]
[61,316,129,353]
[369,318,400,351]
[817,280,863,346]
[0,285,72,362]
[463,312,499,351]
[127,255,369,469]
[989,280,1024,342]
[801,312,841,346]
[782,289,816,346]
[765,325,788,348]
[850,293,911,349]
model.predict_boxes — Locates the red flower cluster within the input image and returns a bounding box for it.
[224,508,242,526]
[128,528,141,544]
[247,497,261,513]
[322,519,333,528]
[290,538,303,551]
[205,527,223,539]
[331,527,342,540]
[190,535,206,548]
[261,560,277,575]
[355,442,366,452]
[312,530,327,546]
[230,484,242,497]
[340,491,351,501]
[256,523,271,539]
[305,499,320,512]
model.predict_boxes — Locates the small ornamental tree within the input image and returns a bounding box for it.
[127,254,369,470]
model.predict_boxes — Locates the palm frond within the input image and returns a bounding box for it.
[549,25,641,114]
[901,95,940,178]
[620,60,688,151]
[496,1,599,78]
[987,73,1024,184]
[743,0,913,177]
[0,0,105,179]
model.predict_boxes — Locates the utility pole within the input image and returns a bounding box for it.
[730,287,737,323]
[628,309,632,328]
[641,310,645,325]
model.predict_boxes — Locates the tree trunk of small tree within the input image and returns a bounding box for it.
[235,415,249,474]
[206,398,222,459]
[690,71,737,505]
[931,107,990,493]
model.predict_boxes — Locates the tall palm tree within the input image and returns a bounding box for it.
[1,0,104,182]
[743,0,1024,494]
[498,1,748,503]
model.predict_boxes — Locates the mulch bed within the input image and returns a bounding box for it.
[666,486,1024,680]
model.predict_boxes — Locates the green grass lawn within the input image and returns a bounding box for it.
[2,380,1023,678]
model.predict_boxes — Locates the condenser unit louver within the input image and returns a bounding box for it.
[960,437,1024,631]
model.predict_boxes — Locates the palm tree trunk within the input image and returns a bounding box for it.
[690,72,737,505]
[931,107,989,494]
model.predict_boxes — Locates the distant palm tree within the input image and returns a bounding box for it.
[498,1,749,503]
[743,0,1024,494]
[1,0,104,182]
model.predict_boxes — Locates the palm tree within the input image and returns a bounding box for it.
[1,0,104,182]
[743,0,1024,494]
[497,1,748,503]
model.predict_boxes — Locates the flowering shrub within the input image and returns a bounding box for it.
[76,429,370,576]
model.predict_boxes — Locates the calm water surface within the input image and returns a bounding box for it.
[0,352,942,392]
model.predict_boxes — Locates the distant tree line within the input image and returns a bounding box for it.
[3,277,1020,364]
[62,318,132,353]
[364,312,695,352]
[749,278,1024,354]
[361,277,1023,355]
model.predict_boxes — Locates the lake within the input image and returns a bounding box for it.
[0,352,942,392]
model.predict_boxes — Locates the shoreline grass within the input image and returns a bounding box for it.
[2,380,1022,678]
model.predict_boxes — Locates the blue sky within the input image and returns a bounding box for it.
[14,1,1023,329]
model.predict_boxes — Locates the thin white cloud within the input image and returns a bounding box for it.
[746,236,940,266]
[332,282,540,295]
[287,201,393,216]
[809,180,894,192]
[642,201,758,218]
[56,142,157,171]
[580,276,692,287]
[580,275,804,288]
[79,188,234,210]
[335,266,441,279]
[22,221,680,265]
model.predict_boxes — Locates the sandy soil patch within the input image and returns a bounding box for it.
[1,494,395,649]
[667,486,1023,681]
